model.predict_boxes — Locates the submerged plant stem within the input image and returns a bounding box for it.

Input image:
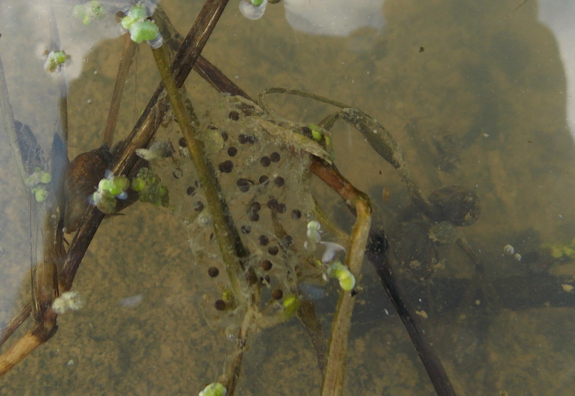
[151,43,247,300]
[366,229,458,396]
[311,158,372,396]
[104,34,137,147]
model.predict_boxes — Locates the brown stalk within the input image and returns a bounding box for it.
[154,7,252,100]
[310,158,373,396]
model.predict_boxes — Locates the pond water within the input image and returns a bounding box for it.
[1,0,575,395]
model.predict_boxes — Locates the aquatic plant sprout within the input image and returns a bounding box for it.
[239,0,268,20]
[98,171,129,199]
[121,3,162,45]
[25,169,52,202]
[327,261,356,291]
[307,220,322,243]
[25,170,52,188]
[91,171,130,213]
[199,383,227,396]
[130,168,169,207]
[72,0,107,25]
[43,50,68,73]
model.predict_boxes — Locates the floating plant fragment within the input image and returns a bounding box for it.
[43,50,68,73]
[121,2,162,46]
[542,239,575,260]
[199,383,227,396]
[25,169,52,202]
[120,3,148,30]
[327,261,356,291]
[239,0,268,20]
[98,171,129,199]
[72,1,107,25]
[91,172,130,213]
[136,141,174,161]
[24,170,51,188]
[131,167,169,207]
[30,186,49,203]
[307,220,321,244]
[52,291,86,315]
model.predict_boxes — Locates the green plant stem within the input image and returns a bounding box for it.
[151,43,247,301]
[323,200,371,396]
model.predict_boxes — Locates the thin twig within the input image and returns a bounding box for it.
[366,228,458,396]
[154,7,252,100]
[103,34,137,147]
[0,303,32,348]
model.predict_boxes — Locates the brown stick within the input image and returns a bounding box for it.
[154,7,252,100]
[0,331,46,375]
[0,303,32,348]
[366,229,458,396]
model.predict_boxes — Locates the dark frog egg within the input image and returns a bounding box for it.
[428,185,480,226]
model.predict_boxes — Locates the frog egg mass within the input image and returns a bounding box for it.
[152,96,326,329]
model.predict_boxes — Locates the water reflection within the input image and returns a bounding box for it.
[283,0,385,36]
[538,0,575,136]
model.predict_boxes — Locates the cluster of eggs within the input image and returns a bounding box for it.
[155,96,322,326]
